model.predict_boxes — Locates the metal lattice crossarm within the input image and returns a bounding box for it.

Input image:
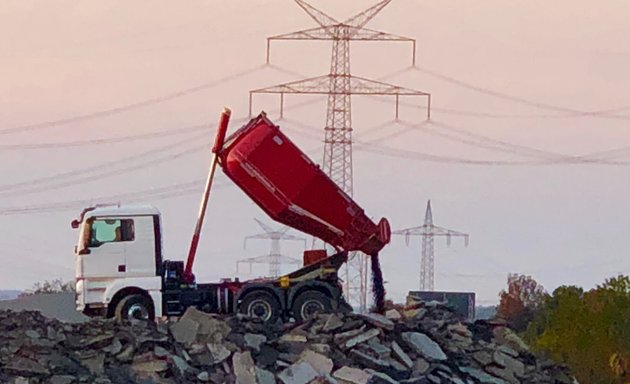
[250,75,431,119]
[267,27,416,65]
[238,219,306,278]
[393,201,470,291]
[268,26,414,42]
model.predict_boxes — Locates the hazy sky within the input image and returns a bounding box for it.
[1,0,630,305]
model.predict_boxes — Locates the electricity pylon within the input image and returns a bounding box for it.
[250,0,431,312]
[393,201,469,291]
[237,219,306,278]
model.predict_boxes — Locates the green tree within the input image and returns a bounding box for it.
[525,275,630,384]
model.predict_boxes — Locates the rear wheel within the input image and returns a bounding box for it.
[115,294,155,322]
[238,291,281,323]
[292,290,333,322]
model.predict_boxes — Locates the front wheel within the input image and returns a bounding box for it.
[115,294,155,322]
[292,290,333,322]
[238,291,282,323]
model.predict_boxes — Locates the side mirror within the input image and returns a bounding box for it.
[71,219,79,229]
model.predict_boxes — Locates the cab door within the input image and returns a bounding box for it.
[79,217,133,279]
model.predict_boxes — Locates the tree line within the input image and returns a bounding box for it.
[496,273,629,384]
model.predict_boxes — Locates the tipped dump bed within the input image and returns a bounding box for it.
[218,113,390,255]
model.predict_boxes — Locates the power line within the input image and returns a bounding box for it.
[0,65,265,136]
[0,123,209,150]
[1,141,210,197]
[0,131,209,193]
[412,66,630,119]
[0,179,228,216]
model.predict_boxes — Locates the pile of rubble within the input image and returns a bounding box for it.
[0,300,575,384]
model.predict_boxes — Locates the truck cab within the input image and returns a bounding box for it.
[74,204,164,319]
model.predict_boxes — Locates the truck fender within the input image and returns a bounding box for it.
[234,283,286,312]
[287,281,341,311]
[103,277,162,318]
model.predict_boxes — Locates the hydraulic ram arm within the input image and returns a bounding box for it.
[183,108,231,284]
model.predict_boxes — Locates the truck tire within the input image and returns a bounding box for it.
[115,294,155,322]
[292,290,333,322]
[238,291,281,323]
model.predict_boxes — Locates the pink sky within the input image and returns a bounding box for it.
[1,0,630,304]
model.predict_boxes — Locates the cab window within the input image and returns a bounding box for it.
[89,219,134,247]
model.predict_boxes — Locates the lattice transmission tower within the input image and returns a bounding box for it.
[249,0,431,312]
[237,219,306,278]
[393,201,469,291]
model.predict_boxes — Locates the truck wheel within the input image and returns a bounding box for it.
[238,291,281,323]
[292,290,332,322]
[115,294,155,322]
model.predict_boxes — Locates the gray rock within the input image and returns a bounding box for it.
[309,343,332,355]
[49,376,76,384]
[334,326,367,344]
[484,365,519,384]
[170,317,199,346]
[361,313,395,331]
[333,366,371,384]
[233,351,257,384]
[131,360,169,373]
[171,355,193,376]
[103,338,122,355]
[81,354,105,375]
[323,314,344,332]
[281,334,308,343]
[207,343,231,364]
[497,345,518,358]
[366,370,399,384]
[197,371,210,382]
[385,309,402,320]
[472,351,493,366]
[402,332,447,361]
[4,357,50,377]
[256,367,277,384]
[493,350,525,378]
[180,306,231,343]
[25,330,40,339]
[84,333,115,349]
[367,338,392,357]
[278,361,320,384]
[299,350,334,376]
[392,341,413,369]
[344,328,380,349]
[412,359,430,375]
[350,349,391,371]
[115,345,135,362]
[458,367,507,384]
[245,333,267,351]
[154,346,170,358]
[258,344,280,366]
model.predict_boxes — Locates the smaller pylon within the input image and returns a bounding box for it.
[237,219,306,278]
[393,201,469,291]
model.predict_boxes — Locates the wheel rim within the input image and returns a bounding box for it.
[247,299,273,321]
[301,299,325,320]
[127,303,149,320]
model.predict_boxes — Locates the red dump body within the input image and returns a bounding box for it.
[217,113,390,255]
